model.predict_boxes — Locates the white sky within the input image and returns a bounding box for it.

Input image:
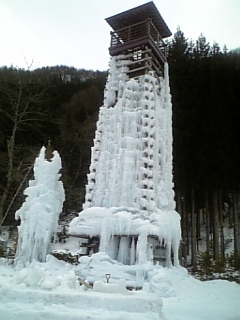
[0,0,239,70]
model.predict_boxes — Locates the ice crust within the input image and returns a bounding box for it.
[70,57,181,266]
[15,147,65,267]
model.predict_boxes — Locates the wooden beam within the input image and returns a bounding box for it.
[115,48,152,60]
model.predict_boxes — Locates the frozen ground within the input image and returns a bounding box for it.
[0,255,239,320]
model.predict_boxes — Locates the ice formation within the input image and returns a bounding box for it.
[70,57,181,267]
[93,279,129,294]
[15,147,65,267]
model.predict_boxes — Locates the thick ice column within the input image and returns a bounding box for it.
[136,233,148,264]
[107,236,120,261]
[15,147,65,267]
[118,237,130,265]
[163,62,175,211]
[130,237,136,265]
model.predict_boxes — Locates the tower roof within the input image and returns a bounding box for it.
[105,1,172,39]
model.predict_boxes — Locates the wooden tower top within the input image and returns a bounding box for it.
[105,2,172,77]
[105,1,171,39]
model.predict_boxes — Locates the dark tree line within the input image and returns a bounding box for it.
[168,29,240,271]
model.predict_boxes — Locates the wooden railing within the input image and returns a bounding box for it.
[110,19,166,55]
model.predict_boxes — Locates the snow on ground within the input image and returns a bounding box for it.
[0,255,240,320]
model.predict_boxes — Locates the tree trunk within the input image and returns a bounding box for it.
[229,192,234,228]
[218,190,225,261]
[178,190,185,241]
[0,121,17,230]
[196,208,200,245]
[205,190,210,252]
[184,191,190,256]
[213,190,220,260]
[237,191,240,257]
[191,189,197,271]
[178,188,187,266]
[233,190,240,256]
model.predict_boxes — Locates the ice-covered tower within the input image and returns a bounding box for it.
[70,2,181,267]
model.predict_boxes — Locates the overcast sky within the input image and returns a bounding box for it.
[0,0,239,70]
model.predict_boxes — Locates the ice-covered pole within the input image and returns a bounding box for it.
[14,146,65,267]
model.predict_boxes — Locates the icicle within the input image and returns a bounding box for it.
[117,236,130,264]
[130,237,136,265]
[107,236,119,260]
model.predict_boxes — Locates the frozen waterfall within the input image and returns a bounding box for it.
[70,57,181,267]
[83,61,174,212]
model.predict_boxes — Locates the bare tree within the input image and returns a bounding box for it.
[0,68,51,229]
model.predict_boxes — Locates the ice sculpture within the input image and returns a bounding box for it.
[15,146,65,267]
[70,59,181,267]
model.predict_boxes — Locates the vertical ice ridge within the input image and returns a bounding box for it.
[83,58,175,213]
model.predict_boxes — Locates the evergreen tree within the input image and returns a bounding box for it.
[194,34,210,58]
[197,251,214,280]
